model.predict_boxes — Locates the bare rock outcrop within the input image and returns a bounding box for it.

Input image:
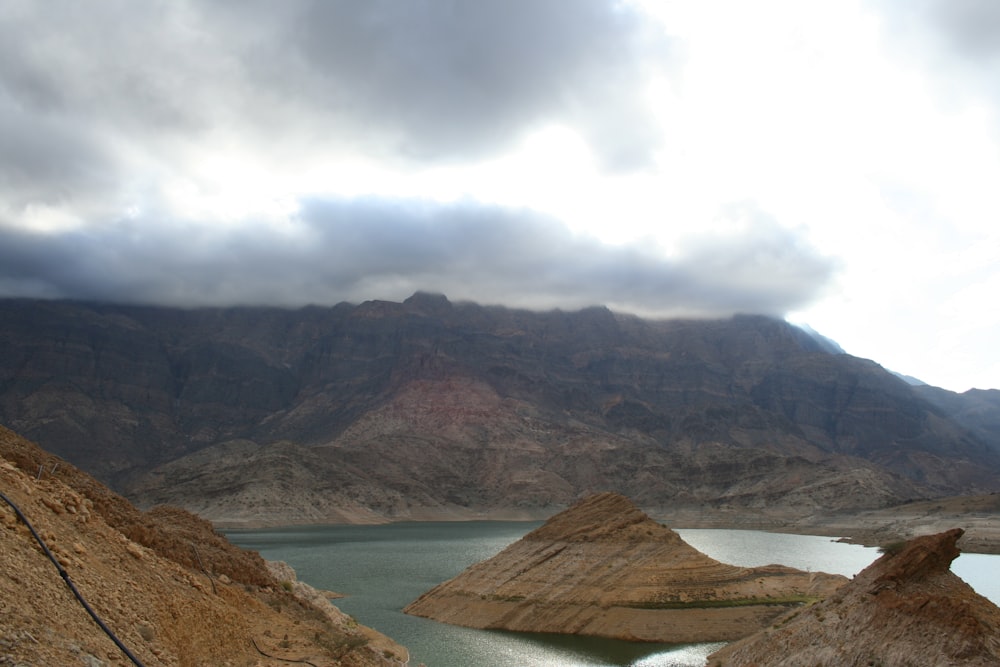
[707,528,1000,666]
[404,492,846,642]
[0,425,407,667]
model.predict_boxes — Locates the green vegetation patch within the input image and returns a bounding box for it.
[619,595,820,610]
[877,540,907,556]
[482,593,526,602]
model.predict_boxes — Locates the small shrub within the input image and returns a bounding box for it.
[137,623,155,642]
[878,540,907,556]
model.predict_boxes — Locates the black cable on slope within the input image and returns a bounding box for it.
[0,489,147,667]
[250,637,319,667]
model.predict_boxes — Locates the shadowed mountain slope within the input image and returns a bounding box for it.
[1,294,998,523]
[916,386,1000,453]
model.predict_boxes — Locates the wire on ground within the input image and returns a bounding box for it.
[0,489,148,667]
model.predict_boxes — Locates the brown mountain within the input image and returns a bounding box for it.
[915,386,1000,451]
[403,492,846,642]
[0,424,407,666]
[1,293,998,524]
[707,528,1000,666]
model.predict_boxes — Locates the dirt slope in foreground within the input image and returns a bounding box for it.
[707,528,1000,666]
[0,425,407,667]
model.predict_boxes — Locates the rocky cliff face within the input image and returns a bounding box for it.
[0,425,407,667]
[707,528,1000,666]
[403,492,846,642]
[916,386,1000,452]
[1,294,998,523]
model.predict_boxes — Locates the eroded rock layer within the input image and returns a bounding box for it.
[707,528,1000,666]
[404,492,846,642]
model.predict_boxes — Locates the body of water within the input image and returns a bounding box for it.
[226,523,998,667]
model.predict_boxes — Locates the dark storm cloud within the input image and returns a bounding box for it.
[0,93,115,207]
[0,199,834,317]
[0,2,832,318]
[0,0,668,177]
[278,0,668,167]
[0,1,224,208]
[922,0,1000,60]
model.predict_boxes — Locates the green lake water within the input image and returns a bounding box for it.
[226,522,999,667]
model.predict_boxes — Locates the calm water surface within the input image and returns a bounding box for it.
[226,523,999,667]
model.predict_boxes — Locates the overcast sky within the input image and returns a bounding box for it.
[1,1,998,392]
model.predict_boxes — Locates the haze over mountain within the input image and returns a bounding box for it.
[1,294,997,526]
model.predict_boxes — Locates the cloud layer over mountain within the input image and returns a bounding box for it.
[0,0,833,317]
[2,0,999,389]
[0,198,833,316]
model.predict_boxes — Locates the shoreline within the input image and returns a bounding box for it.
[214,498,1000,555]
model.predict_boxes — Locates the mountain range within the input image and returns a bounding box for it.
[1,293,998,525]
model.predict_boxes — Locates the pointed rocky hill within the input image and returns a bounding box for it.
[0,425,407,666]
[1,294,999,524]
[403,492,847,642]
[707,528,1000,666]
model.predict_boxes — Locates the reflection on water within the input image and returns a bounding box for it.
[227,523,997,667]
[399,626,725,667]
[474,630,725,667]
[632,644,728,667]
[676,529,877,577]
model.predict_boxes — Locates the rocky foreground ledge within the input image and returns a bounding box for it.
[708,528,1000,666]
[404,491,846,643]
[0,425,407,667]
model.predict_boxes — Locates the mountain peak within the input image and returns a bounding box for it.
[403,291,452,314]
[524,491,682,544]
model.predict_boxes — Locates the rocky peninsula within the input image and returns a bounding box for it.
[404,491,846,642]
[708,528,1000,666]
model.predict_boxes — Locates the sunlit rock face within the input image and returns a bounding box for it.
[404,492,847,642]
[707,528,1000,667]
